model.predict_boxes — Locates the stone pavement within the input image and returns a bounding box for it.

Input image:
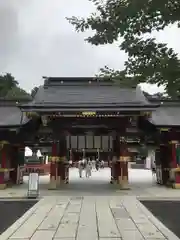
[1,169,180,239]
[1,196,180,240]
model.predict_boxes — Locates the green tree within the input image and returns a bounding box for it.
[6,87,31,100]
[67,0,180,98]
[0,73,18,97]
[0,73,31,100]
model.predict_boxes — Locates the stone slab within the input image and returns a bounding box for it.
[54,199,82,238]
[31,230,55,240]
[96,199,121,238]
[100,238,121,240]
[38,203,68,230]
[54,238,75,240]
[116,218,137,230]
[77,198,98,240]
[137,223,166,239]
[61,212,79,224]
[120,229,144,240]
[54,223,78,238]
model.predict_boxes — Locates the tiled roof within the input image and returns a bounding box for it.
[0,106,28,127]
[150,103,180,126]
[24,78,155,109]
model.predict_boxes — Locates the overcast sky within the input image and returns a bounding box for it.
[0,0,179,94]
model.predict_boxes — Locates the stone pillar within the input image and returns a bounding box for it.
[49,142,58,189]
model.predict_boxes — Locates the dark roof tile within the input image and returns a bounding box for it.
[0,106,28,127]
[32,85,151,106]
[150,105,180,126]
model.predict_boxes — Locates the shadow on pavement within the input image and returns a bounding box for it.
[0,200,37,234]
[141,200,180,239]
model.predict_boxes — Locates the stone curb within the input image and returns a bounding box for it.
[0,198,44,240]
[138,196,180,201]
[136,199,180,240]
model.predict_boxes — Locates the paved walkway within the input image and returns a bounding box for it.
[1,196,179,240]
[1,169,180,239]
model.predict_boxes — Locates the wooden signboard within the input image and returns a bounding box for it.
[27,172,39,198]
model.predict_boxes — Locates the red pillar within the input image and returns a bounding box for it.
[0,144,8,189]
[171,142,177,168]
[52,143,57,156]
[1,146,6,168]
[170,141,180,188]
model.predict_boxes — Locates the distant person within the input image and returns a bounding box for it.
[95,159,100,171]
[100,160,104,169]
[151,159,156,177]
[78,160,83,178]
[92,158,96,170]
[69,160,73,167]
[86,160,92,178]
[82,158,87,169]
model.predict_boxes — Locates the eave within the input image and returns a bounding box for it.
[19,104,159,113]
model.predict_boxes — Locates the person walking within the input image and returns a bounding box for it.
[100,160,104,169]
[86,160,92,178]
[95,159,100,171]
[91,158,96,170]
[78,160,83,178]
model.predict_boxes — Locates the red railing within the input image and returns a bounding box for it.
[24,163,50,175]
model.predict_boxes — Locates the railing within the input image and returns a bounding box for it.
[24,163,50,175]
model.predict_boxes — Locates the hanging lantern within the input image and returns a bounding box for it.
[41,115,48,126]
[139,144,148,158]
[25,112,39,118]
[0,141,9,151]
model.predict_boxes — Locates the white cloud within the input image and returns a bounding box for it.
[0,0,179,94]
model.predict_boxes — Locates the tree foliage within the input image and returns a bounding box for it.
[67,0,180,98]
[6,87,31,100]
[0,73,31,100]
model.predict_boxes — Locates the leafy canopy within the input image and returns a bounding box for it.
[0,73,31,100]
[67,0,180,98]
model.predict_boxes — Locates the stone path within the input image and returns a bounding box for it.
[1,169,180,239]
[1,196,179,240]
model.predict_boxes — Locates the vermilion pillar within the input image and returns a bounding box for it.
[0,144,8,189]
[170,141,180,189]
[171,141,177,168]
[1,146,6,168]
